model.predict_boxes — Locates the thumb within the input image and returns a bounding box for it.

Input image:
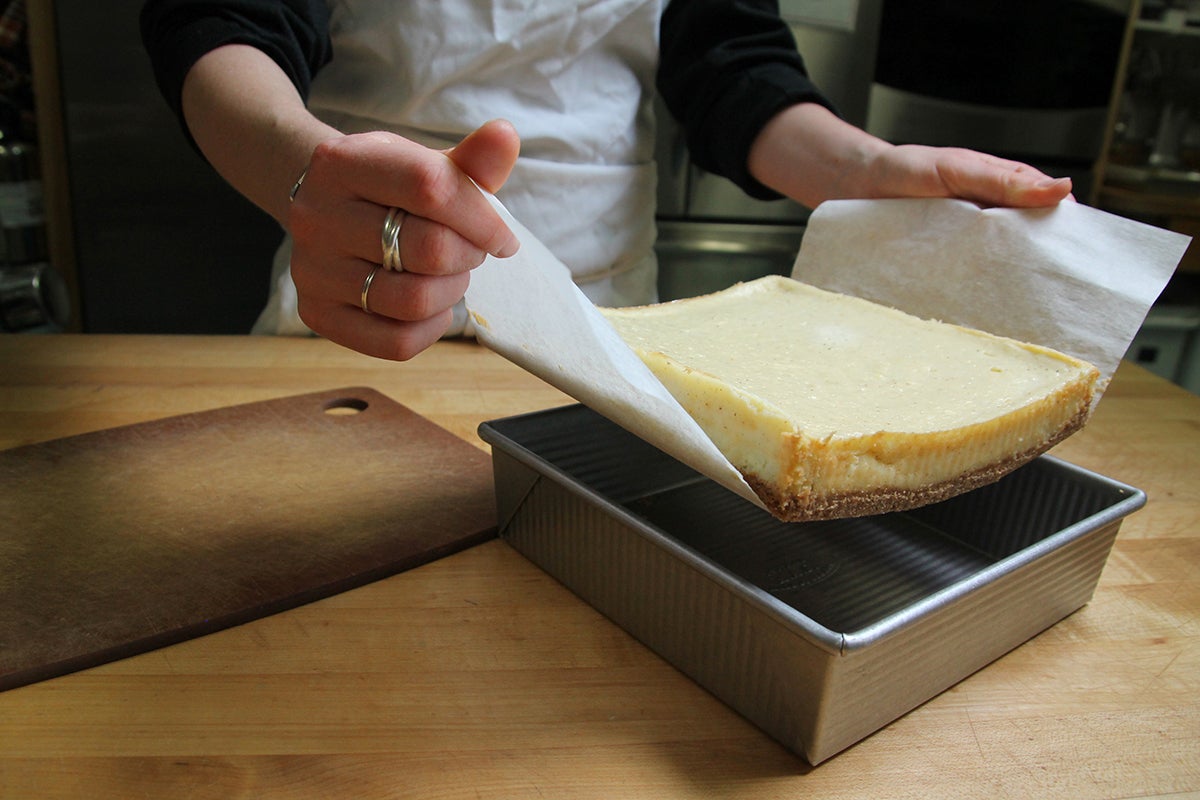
[447,119,521,194]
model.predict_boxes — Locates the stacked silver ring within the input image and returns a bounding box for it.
[381,207,406,271]
[363,207,405,315]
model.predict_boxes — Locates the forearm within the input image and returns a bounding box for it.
[747,102,1073,209]
[181,44,340,226]
[657,0,834,199]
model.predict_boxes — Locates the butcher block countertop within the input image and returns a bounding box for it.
[1,334,1197,799]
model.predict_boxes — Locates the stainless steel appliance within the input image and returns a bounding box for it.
[654,0,1133,301]
[866,0,1131,201]
[0,135,66,331]
[0,261,67,331]
[654,0,884,300]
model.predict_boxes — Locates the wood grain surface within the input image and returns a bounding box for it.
[0,334,1197,799]
[0,387,497,691]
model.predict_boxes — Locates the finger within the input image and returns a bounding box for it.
[302,298,454,362]
[360,267,471,322]
[293,257,470,323]
[385,210,490,276]
[1000,175,1074,207]
[308,133,520,258]
[291,197,490,278]
[937,150,1073,208]
[446,119,521,193]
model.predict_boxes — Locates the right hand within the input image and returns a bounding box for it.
[286,119,522,361]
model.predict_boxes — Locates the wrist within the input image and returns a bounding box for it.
[182,44,341,224]
[748,103,892,207]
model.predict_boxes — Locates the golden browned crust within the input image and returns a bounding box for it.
[744,403,1092,522]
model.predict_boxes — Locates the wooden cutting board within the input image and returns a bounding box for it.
[0,387,498,692]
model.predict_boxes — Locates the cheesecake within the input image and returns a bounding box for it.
[600,275,1100,521]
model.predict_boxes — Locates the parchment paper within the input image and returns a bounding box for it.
[792,198,1190,387]
[465,196,1191,511]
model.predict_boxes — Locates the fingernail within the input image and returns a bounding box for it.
[1036,177,1070,189]
[492,233,521,259]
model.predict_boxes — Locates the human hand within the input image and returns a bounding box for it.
[286,119,521,361]
[748,103,1074,210]
[864,144,1074,208]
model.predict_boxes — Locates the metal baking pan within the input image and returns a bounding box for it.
[478,404,1146,764]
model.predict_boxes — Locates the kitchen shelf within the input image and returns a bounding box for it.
[1093,1,1200,276]
[25,0,79,330]
[1100,173,1200,217]
[1135,19,1200,36]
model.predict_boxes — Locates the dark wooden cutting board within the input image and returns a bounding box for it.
[0,387,498,692]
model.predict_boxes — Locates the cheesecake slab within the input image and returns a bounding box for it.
[600,275,1100,521]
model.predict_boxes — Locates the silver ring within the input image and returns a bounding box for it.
[360,265,381,314]
[381,207,406,271]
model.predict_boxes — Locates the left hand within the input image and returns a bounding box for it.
[865,144,1074,208]
[748,103,1074,210]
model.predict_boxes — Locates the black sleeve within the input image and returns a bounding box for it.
[140,0,333,132]
[657,0,837,199]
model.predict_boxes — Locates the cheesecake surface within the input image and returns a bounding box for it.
[601,275,1100,521]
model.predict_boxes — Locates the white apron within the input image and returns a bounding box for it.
[254,0,663,336]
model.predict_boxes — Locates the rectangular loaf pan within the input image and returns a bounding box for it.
[478,404,1146,764]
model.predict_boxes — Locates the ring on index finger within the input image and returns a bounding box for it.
[381,207,406,272]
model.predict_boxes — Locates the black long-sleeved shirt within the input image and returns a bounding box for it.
[140,0,832,199]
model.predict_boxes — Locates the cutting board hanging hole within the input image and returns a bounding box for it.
[323,397,370,416]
